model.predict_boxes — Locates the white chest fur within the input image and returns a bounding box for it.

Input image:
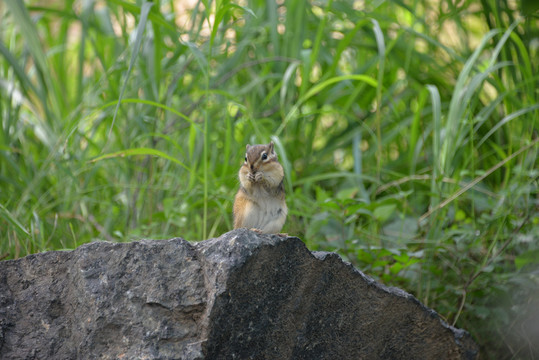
[242,187,287,234]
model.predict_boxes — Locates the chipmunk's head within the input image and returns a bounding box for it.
[239,141,283,188]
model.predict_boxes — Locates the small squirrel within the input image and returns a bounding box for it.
[233,141,287,234]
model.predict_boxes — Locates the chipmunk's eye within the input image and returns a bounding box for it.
[244,156,247,162]
[261,153,268,160]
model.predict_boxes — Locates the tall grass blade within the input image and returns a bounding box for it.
[441,29,500,174]
[419,138,539,222]
[277,74,377,136]
[91,147,195,176]
[477,104,539,147]
[371,18,385,179]
[0,203,30,237]
[0,42,39,96]
[106,1,153,148]
[426,84,441,212]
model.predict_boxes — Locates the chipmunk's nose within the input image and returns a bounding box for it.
[250,164,254,171]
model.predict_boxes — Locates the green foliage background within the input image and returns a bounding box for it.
[1,0,538,358]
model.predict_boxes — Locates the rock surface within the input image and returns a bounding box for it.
[0,229,478,359]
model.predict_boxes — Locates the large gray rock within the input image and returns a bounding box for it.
[0,229,478,359]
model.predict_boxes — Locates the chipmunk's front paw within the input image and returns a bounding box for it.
[249,228,263,234]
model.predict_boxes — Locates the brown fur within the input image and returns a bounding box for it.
[233,142,287,234]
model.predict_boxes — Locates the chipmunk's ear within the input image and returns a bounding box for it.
[246,144,251,150]
[268,141,275,153]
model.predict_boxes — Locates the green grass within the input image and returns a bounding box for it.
[1,0,538,358]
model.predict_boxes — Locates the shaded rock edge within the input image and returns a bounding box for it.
[0,229,478,359]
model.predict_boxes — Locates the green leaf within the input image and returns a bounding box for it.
[515,250,539,270]
[390,262,404,274]
[373,204,397,223]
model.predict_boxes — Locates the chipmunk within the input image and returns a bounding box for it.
[233,141,287,234]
